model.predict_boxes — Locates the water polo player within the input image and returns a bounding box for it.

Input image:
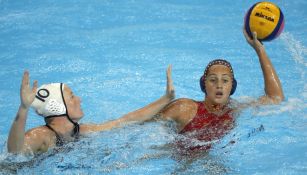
[154,29,284,151]
[7,66,175,154]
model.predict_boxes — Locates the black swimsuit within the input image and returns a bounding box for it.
[45,124,80,147]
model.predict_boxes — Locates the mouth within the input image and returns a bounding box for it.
[215,91,224,98]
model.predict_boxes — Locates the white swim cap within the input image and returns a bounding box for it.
[31,83,67,117]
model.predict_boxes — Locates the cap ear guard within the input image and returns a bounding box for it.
[199,59,237,96]
[45,99,66,115]
[230,78,237,95]
[199,75,237,95]
[200,75,206,93]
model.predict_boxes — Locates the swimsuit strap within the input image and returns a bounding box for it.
[44,115,80,138]
[72,123,80,139]
[196,101,206,116]
[45,124,65,147]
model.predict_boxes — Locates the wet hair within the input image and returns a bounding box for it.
[199,59,237,95]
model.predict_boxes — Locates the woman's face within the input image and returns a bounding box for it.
[63,85,84,120]
[205,65,233,105]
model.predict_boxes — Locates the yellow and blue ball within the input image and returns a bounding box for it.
[244,1,285,41]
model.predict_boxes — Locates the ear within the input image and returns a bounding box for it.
[230,78,237,95]
[199,75,206,94]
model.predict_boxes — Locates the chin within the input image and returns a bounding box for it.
[71,113,84,121]
[213,98,228,105]
[78,113,84,119]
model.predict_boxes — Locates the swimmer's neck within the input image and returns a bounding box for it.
[203,99,230,115]
[46,116,76,138]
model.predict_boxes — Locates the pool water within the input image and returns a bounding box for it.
[0,0,306,174]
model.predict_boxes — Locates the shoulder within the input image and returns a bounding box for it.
[159,98,199,121]
[228,98,240,109]
[24,126,55,151]
[166,98,198,108]
[25,126,51,138]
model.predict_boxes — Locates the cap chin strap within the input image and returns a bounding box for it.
[44,83,79,137]
[59,83,79,137]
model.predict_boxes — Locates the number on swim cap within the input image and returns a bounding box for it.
[36,89,50,102]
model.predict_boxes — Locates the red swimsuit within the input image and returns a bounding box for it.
[177,101,235,151]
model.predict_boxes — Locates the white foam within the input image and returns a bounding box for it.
[280,32,307,101]
[281,32,307,67]
[255,98,307,116]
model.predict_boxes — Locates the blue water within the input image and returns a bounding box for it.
[0,0,306,174]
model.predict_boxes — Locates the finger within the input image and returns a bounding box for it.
[166,66,170,90]
[21,71,29,88]
[166,65,170,82]
[252,31,257,41]
[32,80,38,94]
[169,65,173,86]
[167,65,173,88]
[167,65,172,79]
[242,27,253,44]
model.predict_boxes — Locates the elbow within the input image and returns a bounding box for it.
[274,89,285,104]
[270,94,285,104]
[265,87,285,104]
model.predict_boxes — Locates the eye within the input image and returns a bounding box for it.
[223,79,229,83]
[209,79,216,83]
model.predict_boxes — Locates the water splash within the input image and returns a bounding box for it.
[281,32,307,67]
[255,98,307,116]
[280,32,307,100]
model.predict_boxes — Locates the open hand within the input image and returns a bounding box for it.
[166,65,175,100]
[20,71,38,109]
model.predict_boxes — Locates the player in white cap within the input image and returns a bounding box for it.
[7,66,175,154]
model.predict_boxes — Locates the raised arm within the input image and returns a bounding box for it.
[81,65,175,132]
[7,71,38,153]
[243,29,284,104]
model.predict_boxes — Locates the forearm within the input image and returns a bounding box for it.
[80,119,122,133]
[7,105,28,153]
[256,47,284,102]
[119,94,173,123]
[80,95,173,133]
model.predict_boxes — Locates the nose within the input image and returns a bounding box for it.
[217,79,223,89]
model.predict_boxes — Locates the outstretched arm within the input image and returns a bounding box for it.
[81,65,175,132]
[7,71,38,153]
[243,29,284,105]
[117,65,175,123]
